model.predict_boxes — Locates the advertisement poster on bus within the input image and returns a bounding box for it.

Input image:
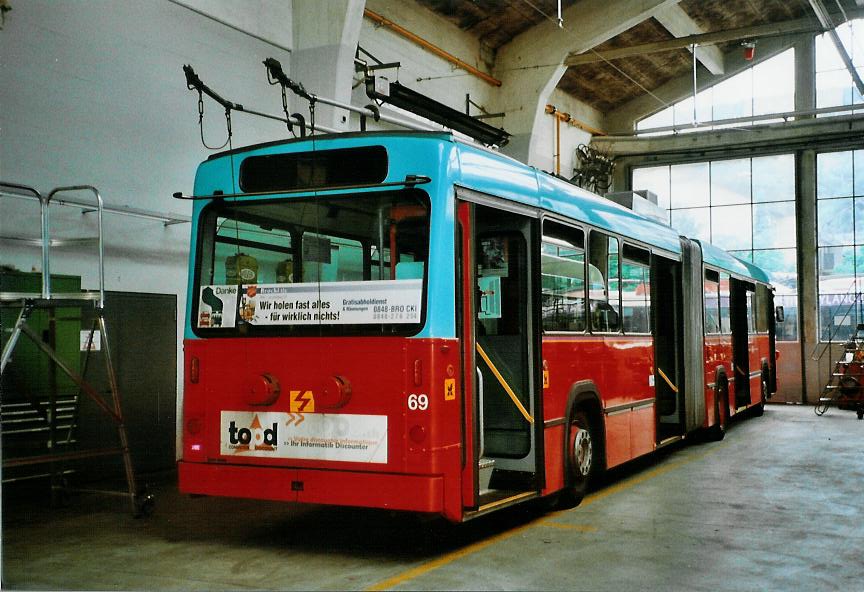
[238,279,422,325]
[197,285,238,328]
[220,411,387,463]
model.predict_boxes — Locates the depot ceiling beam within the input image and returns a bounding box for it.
[565,18,822,66]
[654,5,725,74]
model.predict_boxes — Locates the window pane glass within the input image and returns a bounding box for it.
[818,246,856,294]
[704,279,720,334]
[855,19,864,64]
[670,162,709,208]
[856,150,864,197]
[541,225,586,332]
[671,208,710,243]
[818,151,855,198]
[754,202,796,249]
[713,69,753,120]
[816,26,848,72]
[607,237,621,332]
[673,95,712,127]
[816,70,854,109]
[712,204,752,250]
[637,107,673,131]
[632,166,671,210]
[753,49,795,116]
[820,292,858,342]
[746,291,756,334]
[711,158,751,205]
[621,260,650,334]
[817,198,854,246]
[588,232,619,333]
[719,273,731,334]
[775,292,798,341]
[752,154,795,203]
[753,248,798,293]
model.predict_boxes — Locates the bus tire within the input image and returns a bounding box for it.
[560,409,597,507]
[753,376,768,417]
[707,382,728,441]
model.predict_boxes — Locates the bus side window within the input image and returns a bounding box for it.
[588,231,620,333]
[756,284,771,333]
[746,289,756,335]
[621,244,651,334]
[704,270,721,334]
[541,221,585,332]
[719,272,732,335]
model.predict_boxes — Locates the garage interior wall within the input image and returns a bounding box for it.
[0,0,296,457]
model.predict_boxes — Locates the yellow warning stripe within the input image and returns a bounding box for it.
[475,343,534,423]
[657,368,679,393]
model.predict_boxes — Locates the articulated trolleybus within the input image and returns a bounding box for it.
[179,131,778,522]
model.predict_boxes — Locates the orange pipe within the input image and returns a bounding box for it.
[545,104,606,136]
[364,8,502,87]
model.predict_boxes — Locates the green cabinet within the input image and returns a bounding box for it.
[0,271,82,403]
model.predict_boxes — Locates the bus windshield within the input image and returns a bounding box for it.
[193,189,430,336]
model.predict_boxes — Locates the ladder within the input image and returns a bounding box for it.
[816,322,864,420]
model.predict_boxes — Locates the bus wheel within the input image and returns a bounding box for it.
[707,384,727,441]
[753,378,768,417]
[560,410,596,507]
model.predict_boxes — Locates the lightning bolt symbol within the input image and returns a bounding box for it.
[291,390,315,413]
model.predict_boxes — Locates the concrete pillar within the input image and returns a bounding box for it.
[291,0,365,130]
[798,149,819,403]
[795,35,816,117]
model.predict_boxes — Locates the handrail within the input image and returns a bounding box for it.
[1,182,49,298]
[0,182,108,309]
[475,343,534,423]
[47,186,106,309]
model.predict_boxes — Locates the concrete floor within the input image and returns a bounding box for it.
[2,404,862,591]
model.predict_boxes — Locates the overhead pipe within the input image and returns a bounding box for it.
[546,104,606,175]
[364,8,502,87]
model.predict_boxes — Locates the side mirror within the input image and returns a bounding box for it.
[775,305,785,323]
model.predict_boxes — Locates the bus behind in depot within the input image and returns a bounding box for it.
[178,131,778,522]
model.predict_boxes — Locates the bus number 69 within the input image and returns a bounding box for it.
[408,393,429,411]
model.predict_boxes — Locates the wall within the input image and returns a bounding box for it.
[0,0,296,456]
[358,0,495,123]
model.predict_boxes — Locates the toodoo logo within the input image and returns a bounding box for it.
[227,415,278,452]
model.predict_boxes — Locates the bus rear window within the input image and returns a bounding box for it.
[194,189,429,336]
[239,146,388,193]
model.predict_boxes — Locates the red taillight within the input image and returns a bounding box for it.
[190,356,199,383]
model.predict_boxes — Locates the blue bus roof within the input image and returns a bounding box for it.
[199,131,770,285]
[698,240,771,284]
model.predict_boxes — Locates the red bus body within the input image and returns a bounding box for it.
[178,132,777,522]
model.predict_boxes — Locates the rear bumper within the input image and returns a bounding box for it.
[178,461,445,514]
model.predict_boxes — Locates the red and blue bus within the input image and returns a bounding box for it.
[179,131,777,522]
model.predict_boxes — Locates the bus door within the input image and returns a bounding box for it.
[730,279,752,409]
[457,197,542,511]
[652,254,684,442]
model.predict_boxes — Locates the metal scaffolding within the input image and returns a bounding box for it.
[0,181,154,517]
